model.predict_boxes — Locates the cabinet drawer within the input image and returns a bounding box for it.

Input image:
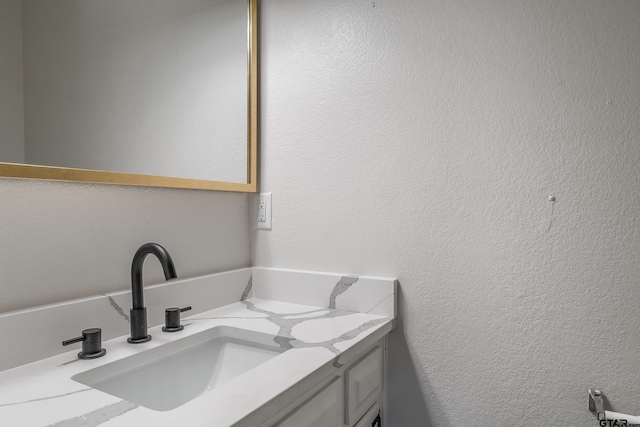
[354,402,380,427]
[276,378,341,427]
[345,346,382,425]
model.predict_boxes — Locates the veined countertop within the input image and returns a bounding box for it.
[0,298,393,427]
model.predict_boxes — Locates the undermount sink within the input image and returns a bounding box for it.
[72,326,285,411]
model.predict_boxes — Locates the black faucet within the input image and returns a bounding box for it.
[128,243,177,343]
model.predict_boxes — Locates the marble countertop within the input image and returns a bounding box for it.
[0,298,393,427]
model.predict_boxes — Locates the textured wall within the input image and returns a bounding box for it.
[253,0,640,425]
[0,179,250,314]
[0,0,24,163]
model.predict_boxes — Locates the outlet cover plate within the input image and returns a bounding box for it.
[254,193,272,230]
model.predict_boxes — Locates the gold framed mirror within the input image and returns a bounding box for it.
[0,0,257,192]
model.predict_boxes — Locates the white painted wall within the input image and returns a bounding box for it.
[253,0,640,425]
[0,178,250,314]
[0,0,25,163]
[22,0,247,182]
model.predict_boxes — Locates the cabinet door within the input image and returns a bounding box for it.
[345,346,383,425]
[276,378,341,427]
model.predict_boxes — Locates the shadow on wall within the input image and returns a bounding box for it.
[386,286,446,427]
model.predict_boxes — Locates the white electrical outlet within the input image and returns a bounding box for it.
[255,193,272,230]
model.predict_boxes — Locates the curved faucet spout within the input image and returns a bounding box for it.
[131,243,177,309]
[128,243,177,344]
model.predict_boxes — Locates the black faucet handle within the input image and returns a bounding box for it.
[162,306,192,332]
[62,328,107,359]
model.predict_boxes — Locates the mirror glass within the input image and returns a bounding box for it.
[0,0,257,191]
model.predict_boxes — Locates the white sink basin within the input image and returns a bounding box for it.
[72,326,284,411]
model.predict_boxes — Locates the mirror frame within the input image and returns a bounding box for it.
[0,0,258,193]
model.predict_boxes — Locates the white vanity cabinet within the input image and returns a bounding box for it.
[275,378,343,427]
[269,339,385,427]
